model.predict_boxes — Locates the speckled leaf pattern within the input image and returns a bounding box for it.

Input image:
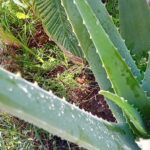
[0,68,139,150]
[142,52,150,97]
[119,0,150,57]
[34,0,83,57]
[73,0,150,122]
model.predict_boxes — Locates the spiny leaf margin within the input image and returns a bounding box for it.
[73,0,150,121]
[0,68,139,150]
[61,0,125,122]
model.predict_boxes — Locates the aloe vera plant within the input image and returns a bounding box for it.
[61,0,150,141]
[1,0,150,149]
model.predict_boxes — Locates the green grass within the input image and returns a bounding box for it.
[18,43,82,98]
[106,0,119,27]
[0,113,34,149]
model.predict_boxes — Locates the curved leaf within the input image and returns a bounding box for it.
[0,68,139,150]
[87,0,141,81]
[34,0,83,57]
[73,0,150,122]
[100,90,149,138]
[61,0,125,122]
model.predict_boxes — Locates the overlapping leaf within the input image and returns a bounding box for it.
[100,90,149,138]
[61,0,124,122]
[72,0,150,123]
[34,0,83,57]
[0,68,139,150]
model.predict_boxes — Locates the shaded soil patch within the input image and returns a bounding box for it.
[69,68,116,122]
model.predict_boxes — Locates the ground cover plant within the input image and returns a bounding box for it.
[1,0,150,149]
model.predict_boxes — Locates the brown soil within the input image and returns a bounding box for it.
[69,68,115,122]
[48,65,66,78]
[28,24,55,48]
[0,46,20,72]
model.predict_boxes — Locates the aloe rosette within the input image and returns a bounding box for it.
[1,0,150,149]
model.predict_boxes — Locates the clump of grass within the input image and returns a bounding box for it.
[17,43,82,98]
[0,113,69,149]
[0,0,36,43]
[0,113,34,149]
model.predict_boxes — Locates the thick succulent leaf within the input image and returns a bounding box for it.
[142,52,150,96]
[119,0,150,57]
[100,90,149,138]
[0,68,139,150]
[86,0,141,81]
[34,0,83,57]
[73,0,150,122]
[61,0,125,122]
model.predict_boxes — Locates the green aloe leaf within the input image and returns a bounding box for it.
[34,0,83,57]
[119,0,150,57]
[100,90,149,138]
[61,0,125,122]
[0,68,139,150]
[86,0,141,81]
[73,0,150,122]
[142,52,150,96]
